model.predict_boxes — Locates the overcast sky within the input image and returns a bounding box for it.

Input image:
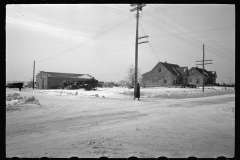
[6,4,235,84]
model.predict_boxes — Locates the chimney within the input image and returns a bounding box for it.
[165,61,167,63]
[196,66,198,68]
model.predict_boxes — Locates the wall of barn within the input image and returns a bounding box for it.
[48,77,90,89]
[36,75,41,89]
[48,77,70,89]
[36,73,48,89]
[36,71,95,89]
[142,63,174,87]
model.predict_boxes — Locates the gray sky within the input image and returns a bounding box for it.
[6,4,235,84]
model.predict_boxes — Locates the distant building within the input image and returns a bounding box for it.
[188,67,217,87]
[36,71,95,89]
[141,61,189,87]
[97,81,104,87]
[27,81,36,88]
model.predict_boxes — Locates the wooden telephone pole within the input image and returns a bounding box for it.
[196,44,213,92]
[130,4,148,96]
[33,60,35,89]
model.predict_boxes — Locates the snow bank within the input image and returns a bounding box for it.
[6,93,41,112]
[14,86,235,100]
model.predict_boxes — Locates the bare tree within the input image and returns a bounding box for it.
[125,65,142,88]
[118,80,127,87]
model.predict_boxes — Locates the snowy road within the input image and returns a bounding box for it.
[6,89,235,158]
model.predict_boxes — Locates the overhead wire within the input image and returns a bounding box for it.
[149,26,235,37]
[7,16,97,41]
[7,12,99,34]
[141,18,202,51]
[86,4,133,17]
[140,11,235,72]
[163,4,187,11]
[77,42,134,69]
[142,18,235,71]
[36,16,134,63]
[20,15,135,71]
[149,4,235,57]
[103,4,132,12]
[142,12,235,62]
[139,22,160,62]
[115,4,130,9]
[217,71,235,77]
[7,5,136,72]
[139,12,198,62]
[145,4,187,14]
[154,4,235,55]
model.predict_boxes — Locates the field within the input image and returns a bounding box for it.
[6,86,235,158]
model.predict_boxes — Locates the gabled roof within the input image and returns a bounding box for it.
[193,67,216,78]
[176,67,189,76]
[39,71,86,78]
[142,62,188,76]
[160,62,182,76]
[142,71,151,76]
[77,75,92,79]
[206,71,216,78]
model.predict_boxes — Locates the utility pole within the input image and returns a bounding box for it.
[196,44,213,92]
[33,60,35,89]
[130,4,148,96]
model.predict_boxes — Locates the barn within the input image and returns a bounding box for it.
[141,61,189,87]
[36,71,95,89]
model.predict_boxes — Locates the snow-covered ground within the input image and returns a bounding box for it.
[6,87,235,158]
[20,86,235,99]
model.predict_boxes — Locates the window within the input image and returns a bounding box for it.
[164,79,167,83]
[158,68,161,72]
[189,78,192,82]
[173,77,176,84]
[196,77,200,83]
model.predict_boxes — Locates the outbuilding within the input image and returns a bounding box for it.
[36,71,95,89]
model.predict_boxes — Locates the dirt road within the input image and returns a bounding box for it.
[6,90,235,158]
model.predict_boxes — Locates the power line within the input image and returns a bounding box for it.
[139,22,160,62]
[141,18,202,50]
[217,71,235,77]
[140,18,235,72]
[7,18,96,41]
[145,4,187,14]
[77,42,134,68]
[149,4,235,55]
[149,26,235,37]
[37,16,134,63]
[19,16,134,71]
[142,13,235,62]
[86,4,133,17]
[195,44,213,92]
[7,13,99,34]
[115,4,130,9]
[213,63,234,70]
[164,4,187,10]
